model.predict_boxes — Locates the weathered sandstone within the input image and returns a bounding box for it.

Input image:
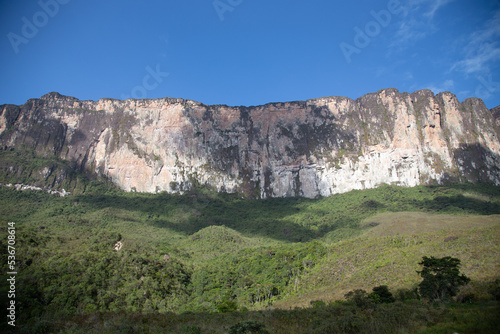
[1,88,499,197]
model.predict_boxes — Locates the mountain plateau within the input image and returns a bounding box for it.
[1,88,499,198]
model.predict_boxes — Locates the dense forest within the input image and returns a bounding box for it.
[1,180,499,333]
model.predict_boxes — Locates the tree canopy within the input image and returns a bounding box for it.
[417,256,470,302]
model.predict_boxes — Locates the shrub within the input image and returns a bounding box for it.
[216,299,238,313]
[344,289,374,308]
[180,326,203,334]
[489,279,500,301]
[310,300,327,308]
[394,287,420,302]
[455,285,476,303]
[228,320,269,334]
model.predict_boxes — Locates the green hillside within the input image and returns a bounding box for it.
[0,182,499,333]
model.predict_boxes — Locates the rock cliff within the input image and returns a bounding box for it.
[1,88,499,198]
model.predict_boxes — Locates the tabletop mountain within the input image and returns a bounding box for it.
[1,88,499,198]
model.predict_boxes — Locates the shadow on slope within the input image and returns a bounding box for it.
[74,190,319,243]
[72,183,500,244]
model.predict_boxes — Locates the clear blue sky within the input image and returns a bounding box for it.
[1,0,499,108]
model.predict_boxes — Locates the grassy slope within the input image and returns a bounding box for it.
[362,211,499,236]
[0,182,499,332]
[277,218,499,308]
[2,183,499,263]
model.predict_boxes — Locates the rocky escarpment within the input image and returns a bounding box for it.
[1,89,499,198]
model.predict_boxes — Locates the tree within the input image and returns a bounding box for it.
[369,285,395,304]
[417,256,470,302]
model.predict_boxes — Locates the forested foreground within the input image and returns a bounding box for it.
[0,183,499,333]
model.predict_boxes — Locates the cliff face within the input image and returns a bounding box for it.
[1,88,499,198]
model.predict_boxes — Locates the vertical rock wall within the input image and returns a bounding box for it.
[1,88,499,197]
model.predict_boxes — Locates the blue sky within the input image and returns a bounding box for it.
[1,0,499,108]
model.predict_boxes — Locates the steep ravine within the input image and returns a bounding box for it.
[1,88,499,198]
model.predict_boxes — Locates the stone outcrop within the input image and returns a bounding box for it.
[1,88,499,198]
